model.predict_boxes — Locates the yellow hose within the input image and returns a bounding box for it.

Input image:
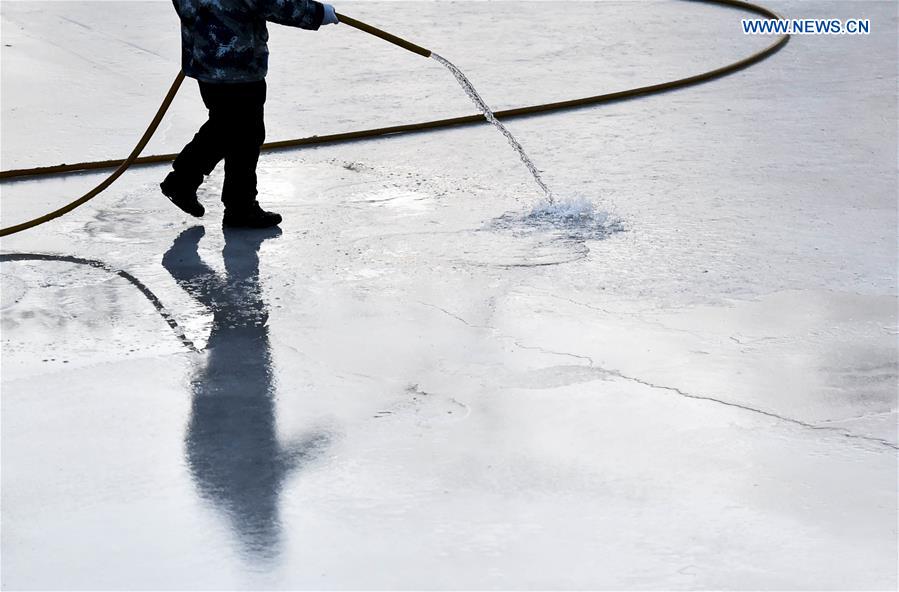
[1,72,185,237]
[336,12,431,57]
[0,0,789,237]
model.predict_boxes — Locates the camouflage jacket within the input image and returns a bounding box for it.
[172,0,325,83]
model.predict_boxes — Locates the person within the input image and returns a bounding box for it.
[162,0,339,228]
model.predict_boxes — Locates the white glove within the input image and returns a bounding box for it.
[322,4,339,25]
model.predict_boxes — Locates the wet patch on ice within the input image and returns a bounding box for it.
[1,269,28,310]
[491,196,624,243]
[0,255,201,359]
[372,383,470,424]
[2,259,111,290]
[352,230,588,269]
[82,195,166,245]
[345,187,432,214]
[339,160,370,173]
[455,230,589,267]
[505,364,613,390]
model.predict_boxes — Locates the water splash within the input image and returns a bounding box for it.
[432,53,554,202]
[492,196,623,242]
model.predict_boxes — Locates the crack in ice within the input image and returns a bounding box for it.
[602,370,899,450]
[419,301,898,451]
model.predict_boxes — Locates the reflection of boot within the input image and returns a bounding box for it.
[223,201,281,228]
[222,226,282,269]
[222,225,282,247]
[162,225,206,269]
[161,171,205,218]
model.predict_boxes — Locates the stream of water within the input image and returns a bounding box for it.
[431,53,555,203]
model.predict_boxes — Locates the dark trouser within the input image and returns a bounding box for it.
[172,79,267,210]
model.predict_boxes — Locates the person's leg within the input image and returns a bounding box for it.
[220,80,266,211]
[218,80,280,228]
[174,82,232,184]
[162,81,230,217]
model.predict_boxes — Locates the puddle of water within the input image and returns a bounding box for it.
[1,269,28,310]
[348,188,431,213]
[352,230,589,269]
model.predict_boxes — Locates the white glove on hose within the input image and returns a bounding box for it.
[322,4,339,25]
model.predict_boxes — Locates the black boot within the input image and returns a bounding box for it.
[222,201,282,229]
[161,172,205,218]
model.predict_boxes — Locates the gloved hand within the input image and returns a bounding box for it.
[322,4,339,25]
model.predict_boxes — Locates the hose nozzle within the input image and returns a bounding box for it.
[336,13,432,58]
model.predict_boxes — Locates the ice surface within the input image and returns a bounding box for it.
[1,1,897,590]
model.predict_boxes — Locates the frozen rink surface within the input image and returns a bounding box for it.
[1,1,897,589]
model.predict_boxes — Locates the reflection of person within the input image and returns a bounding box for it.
[162,226,326,559]
[161,0,339,228]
